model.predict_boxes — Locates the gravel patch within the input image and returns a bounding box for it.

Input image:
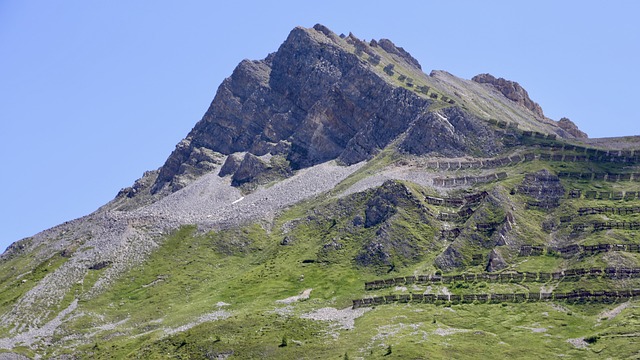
[517,326,547,333]
[371,323,415,342]
[567,337,589,349]
[164,310,231,336]
[272,306,294,317]
[0,353,30,360]
[0,160,363,350]
[276,289,313,304]
[90,317,130,333]
[433,326,470,336]
[142,160,364,228]
[0,299,78,349]
[300,307,370,330]
[339,166,445,198]
[550,303,570,313]
[598,302,630,320]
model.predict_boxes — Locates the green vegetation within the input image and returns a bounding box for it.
[0,250,69,336]
[2,139,640,359]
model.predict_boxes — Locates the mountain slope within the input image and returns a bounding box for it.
[1,24,639,359]
[147,24,578,198]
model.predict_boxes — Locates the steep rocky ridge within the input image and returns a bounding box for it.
[148,24,582,197]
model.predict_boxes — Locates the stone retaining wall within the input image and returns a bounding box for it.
[364,267,640,290]
[433,172,507,187]
[352,288,640,308]
[424,149,639,172]
[520,243,640,257]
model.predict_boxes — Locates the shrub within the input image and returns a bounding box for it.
[383,64,395,75]
[385,345,392,355]
[584,335,600,344]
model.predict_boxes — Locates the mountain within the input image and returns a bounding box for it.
[1,24,639,359]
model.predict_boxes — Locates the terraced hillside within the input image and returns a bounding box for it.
[1,130,638,359]
[0,24,639,359]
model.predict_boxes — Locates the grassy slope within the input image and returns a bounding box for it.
[2,142,640,359]
[37,149,640,359]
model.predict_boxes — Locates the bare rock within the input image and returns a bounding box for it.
[472,73,544,118]
[377,38,422,70]
[486,249,507,272]
[434,244,465,271]
[364,180,418,228]
[231,153,270,187]
[557,117,588,139]
[151,25,505,194]
[219,154,243,177]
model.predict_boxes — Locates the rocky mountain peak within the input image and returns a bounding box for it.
[149,24,513,195]
[2,23,637,359]
[472,73,545,118]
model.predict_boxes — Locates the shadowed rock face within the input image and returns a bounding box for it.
[151,24,507,194]
[472,73,545,118]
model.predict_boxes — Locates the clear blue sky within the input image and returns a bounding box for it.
[1,1,639,252]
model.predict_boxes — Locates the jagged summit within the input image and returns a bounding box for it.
[147,24,582,196]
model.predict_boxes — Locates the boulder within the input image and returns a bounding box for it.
[231,153,271,187]
[219,154,243,177]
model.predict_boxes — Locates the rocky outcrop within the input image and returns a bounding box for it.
[434,189,513,271]
[363,181,416,227]
[434,244,465,270]
[219,154,243,177]
[229,153,292,188]
[486,249,507,272]
[152,140,223,193]
[377,38,422,70]
[151,24,505,194]
[557,117,588,139]
[355,181,433,268]
[472,73,545,118]
[231,153,270,187]
[398,106,504,157]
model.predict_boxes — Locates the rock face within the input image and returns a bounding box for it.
[486,249,507,272]
[472,73,545,118]
[376,38,422,70]
[558,117,588,139]
[231,153,271,187]
[229,153,292,188]
[151,24,506,194]
[355,180,431,268]
[363,180,418,228]
[219,154,243,177]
